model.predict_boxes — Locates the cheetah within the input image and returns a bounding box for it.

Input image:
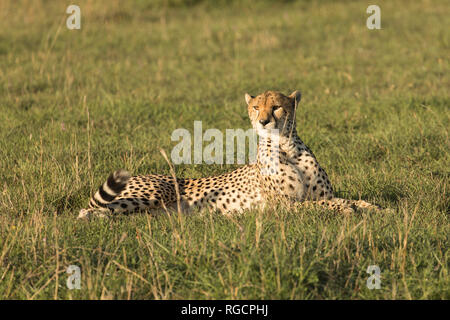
[78,90,383,219]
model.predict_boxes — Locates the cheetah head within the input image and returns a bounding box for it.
[245,90,301,138]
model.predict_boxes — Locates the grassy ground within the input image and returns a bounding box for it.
[0,0,448,299]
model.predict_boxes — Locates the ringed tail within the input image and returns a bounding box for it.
[89,169,131,209]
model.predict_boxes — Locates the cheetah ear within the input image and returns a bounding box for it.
[289,90,302,106]
[245,93,254,105]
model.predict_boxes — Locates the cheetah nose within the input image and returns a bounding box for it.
[259,119,270,126]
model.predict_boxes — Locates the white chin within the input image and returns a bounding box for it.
[256,127,279,138]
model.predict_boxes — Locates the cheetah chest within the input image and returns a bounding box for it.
[260,161,306,201]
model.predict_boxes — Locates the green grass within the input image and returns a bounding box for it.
[0,0,448,299]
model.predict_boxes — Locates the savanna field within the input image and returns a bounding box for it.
[0,0,448,299]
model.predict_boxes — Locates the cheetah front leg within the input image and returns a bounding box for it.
[298,198,355,213]
[78,207,112,219]
[350,199,384,211]
[297,198,383,214]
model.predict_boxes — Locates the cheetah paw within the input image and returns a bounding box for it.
[77,209,110,220]
[78,209,91,220]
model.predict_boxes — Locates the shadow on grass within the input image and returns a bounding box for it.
[54,187,89,215]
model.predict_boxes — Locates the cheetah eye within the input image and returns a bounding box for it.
[253,105,259,111]
[272,106,281,111]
